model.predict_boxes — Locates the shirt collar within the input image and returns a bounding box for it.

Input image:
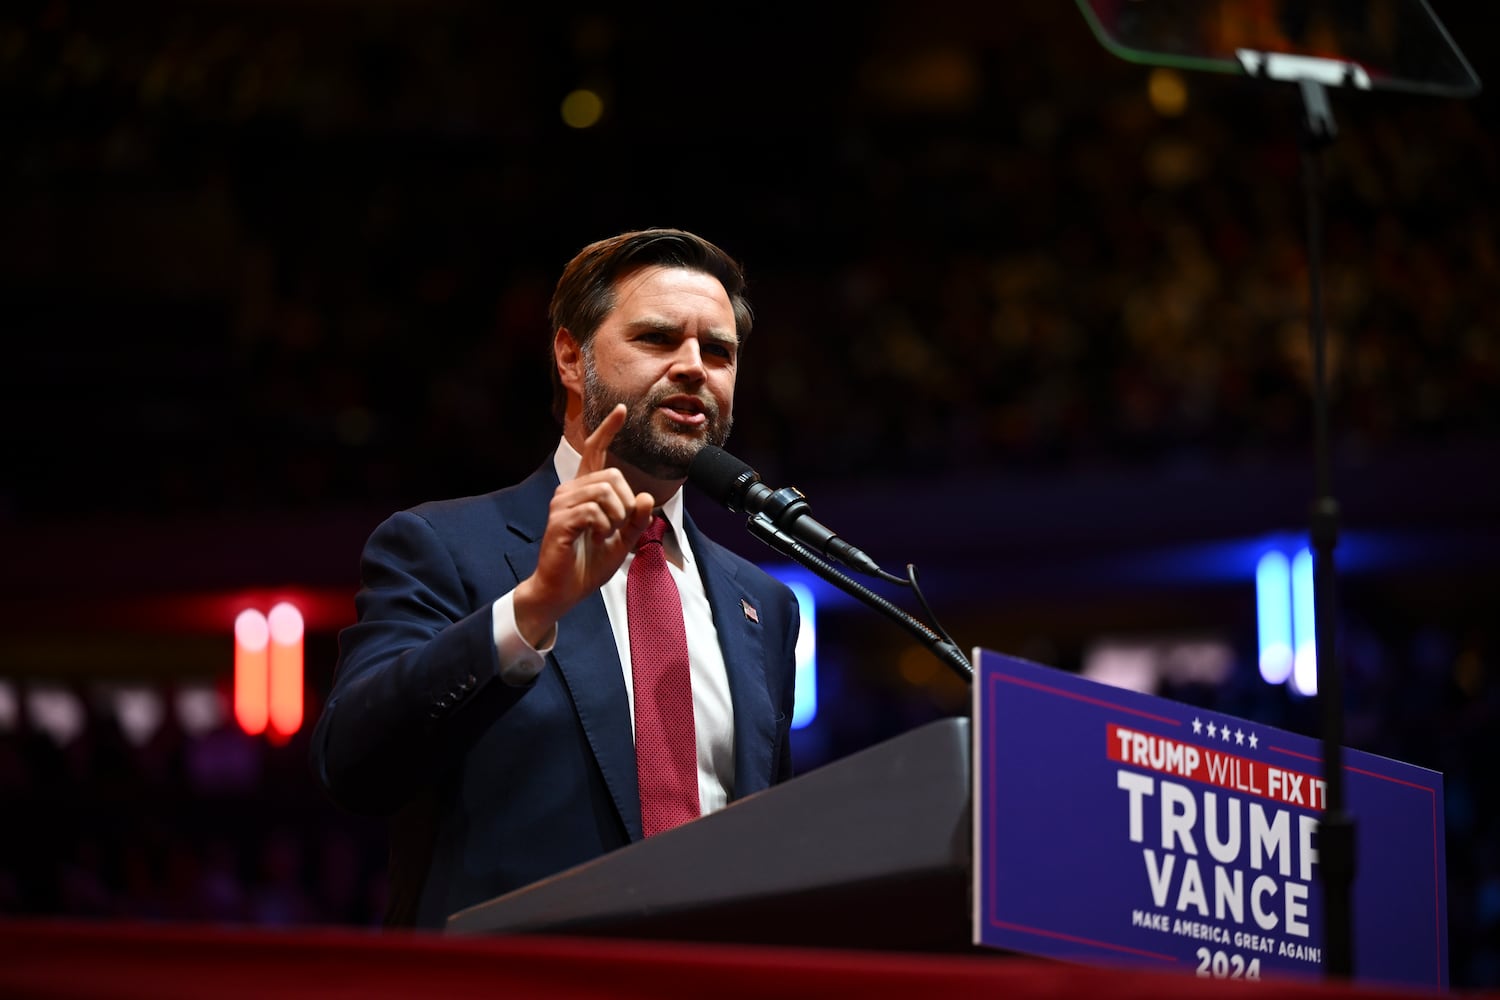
[552,437,692,567]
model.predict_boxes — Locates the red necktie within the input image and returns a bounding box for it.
[628,512,700,837]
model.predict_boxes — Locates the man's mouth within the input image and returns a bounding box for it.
[657,395,709,427]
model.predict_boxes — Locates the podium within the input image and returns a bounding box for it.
[446,717,977,952]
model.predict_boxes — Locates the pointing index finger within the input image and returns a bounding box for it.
[579,403,627,476]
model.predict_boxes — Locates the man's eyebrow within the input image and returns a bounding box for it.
[702,328,740,349]
[625,317,678,332]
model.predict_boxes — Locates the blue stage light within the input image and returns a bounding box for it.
[761,567,819,730]
[786,581,818,729]
[1291,548,1317,696]
[1256,551,1293,685]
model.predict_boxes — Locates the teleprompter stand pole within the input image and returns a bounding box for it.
[1296,76,1354,982]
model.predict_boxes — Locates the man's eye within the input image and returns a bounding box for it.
[704,343,734,360]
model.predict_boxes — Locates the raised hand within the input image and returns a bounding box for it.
[512,404,654,647]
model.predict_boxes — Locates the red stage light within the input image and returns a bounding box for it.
[266,602,304,741]
[233,609,269,736]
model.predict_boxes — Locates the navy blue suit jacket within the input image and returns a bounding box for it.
[310,460,799,928]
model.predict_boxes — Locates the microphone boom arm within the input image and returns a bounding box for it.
[743,514,974,685]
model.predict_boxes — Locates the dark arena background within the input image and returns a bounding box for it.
[1,0,1498,994]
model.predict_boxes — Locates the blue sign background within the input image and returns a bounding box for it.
[973,649,1447,988]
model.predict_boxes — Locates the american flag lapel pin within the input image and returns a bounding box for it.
[740,598,759,624]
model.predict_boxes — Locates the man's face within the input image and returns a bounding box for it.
[580,265,738,480]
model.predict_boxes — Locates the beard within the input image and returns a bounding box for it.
[582,353,733,480]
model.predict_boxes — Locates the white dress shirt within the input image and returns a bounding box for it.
[490,440,736,817]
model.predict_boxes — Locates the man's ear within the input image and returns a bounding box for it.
[555,328,584,395]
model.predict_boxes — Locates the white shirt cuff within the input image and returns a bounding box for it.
[491,591,552,686]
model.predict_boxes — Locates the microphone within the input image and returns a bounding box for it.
[687,445,885,578]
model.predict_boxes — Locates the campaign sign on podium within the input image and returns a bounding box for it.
[972,649,1447,988]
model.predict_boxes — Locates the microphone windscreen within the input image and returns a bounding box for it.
[687,445,758,509]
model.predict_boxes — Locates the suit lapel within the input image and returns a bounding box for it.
[685,516,776,800]
[500,462,642,840]
[550,595,640,837]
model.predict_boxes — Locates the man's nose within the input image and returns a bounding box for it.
[668,339,705,382]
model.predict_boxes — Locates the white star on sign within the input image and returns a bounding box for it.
[1192,717,1203,735]
[1249,732,1259,749]
[1207,722,1217,739]
[1235,729,1245,745]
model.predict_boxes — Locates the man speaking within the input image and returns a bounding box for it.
[310,228,801,928]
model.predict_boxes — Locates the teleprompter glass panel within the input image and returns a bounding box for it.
[1075,0,1480,97]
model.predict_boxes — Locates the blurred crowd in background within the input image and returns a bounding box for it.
[0,0,1495,988]
[3,2,1495,516]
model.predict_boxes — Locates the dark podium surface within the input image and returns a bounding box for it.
[446,716,975,952]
